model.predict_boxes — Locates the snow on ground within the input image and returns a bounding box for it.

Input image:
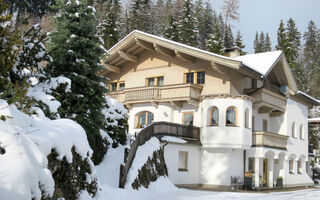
[161,136,187,144]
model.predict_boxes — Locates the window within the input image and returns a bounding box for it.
[147,77,155,86]
[110,82,117,92]
[292,122,296,137]
[226,107,237,126]
[178,151,188,171]
[157,76,164,86]
[289,158,294,174]
[182,112,194,126]
[109,81,125,92]
[263,119,268,131]
[209,107,219,126]
[251,79,257,89]
[197,71,205,84]
[248,157,255,172]
[146,76,164,86]
[185,73,194,84]
[135,111,154,128]
[252,116,255,131]
[119,82,125,91]
[184,71,205,84]
[299,124,304,139]
[297,159,302,174]
[245,108,249,128]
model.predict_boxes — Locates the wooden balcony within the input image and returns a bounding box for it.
[249,88,287,116]
[107,83,203,106]
[252,131,289,150]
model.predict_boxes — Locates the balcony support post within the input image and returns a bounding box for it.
[254,157,261,188]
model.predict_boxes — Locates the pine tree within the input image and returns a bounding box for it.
[265,33,272,51]
[98,0,121,50]
[224,25,234,48]
[47,0,108,164]
[198,0,214,49]
[151,0,168,35]
[164,15,179,42]
[128,0,153,33]
[259,32,265,51]
[177,0,198,46]
[235,30,246,55]
[14,24,51,84]
[5,0,54,17]
[205,22,224,55]
[0,0,22,103]
[253,32,260,53]
[285,18,301,65]
[276,20,288,53]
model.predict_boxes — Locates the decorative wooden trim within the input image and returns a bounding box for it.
[211,61,227,74]
[170,101,183,108]
[154,44,175,57]
[175,50,195,63]
[135,38,154,51]
[118,50,138,63]
[103,63,121,73]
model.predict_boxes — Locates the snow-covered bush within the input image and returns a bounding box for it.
[0,99,97,199]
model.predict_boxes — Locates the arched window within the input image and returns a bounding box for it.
[244,108,249,128]
[226,106,237,126]
[299,124,304,139]
[135,111,154,128]
[292,122,296,138]
[209,107,219,126]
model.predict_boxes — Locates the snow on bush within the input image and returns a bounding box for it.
[27,76,71,115]
[0,99,94,199]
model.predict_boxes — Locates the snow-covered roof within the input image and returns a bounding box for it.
[235,51,283,76]
[308,118,320,123]
[297,91,320,106]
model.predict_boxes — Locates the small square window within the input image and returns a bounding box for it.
[185,73,194,84]
[157,76,164,86]
[119,82,125,91]
[182,112,194,126]
[147,78,155,86]
[178,151,188,171]
[110,82,117,92]
[197,71,205,84]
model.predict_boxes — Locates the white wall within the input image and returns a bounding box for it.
[164,143,201,185]
[200,148,244,186]
[201,98,252,149]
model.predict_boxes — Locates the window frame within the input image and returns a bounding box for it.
[178,151,188,171]
[226,106,237,126]
[184,71,205,85]
[185,72,194,84]
[289,158,294,174]
[182,111,194,126]
[196,71,205,84]
[297,159,302,174]
[248,157,255,172]
[209,107,219,126]
[262,119,268,132]
[292,122,296,138]
[244,108,250,128]
[146,76,164,86]
[299,124,304,140]
[109,81,125,92]
[135,111,154,129]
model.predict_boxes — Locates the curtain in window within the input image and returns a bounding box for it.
[211,108,219,125]
[226,107,236,125]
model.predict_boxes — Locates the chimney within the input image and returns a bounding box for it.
[224,47,241,58]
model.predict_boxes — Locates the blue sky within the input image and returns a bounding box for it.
[210,0,320,53]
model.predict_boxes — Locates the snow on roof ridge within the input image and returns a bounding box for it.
[235,50,283,76]
[107,30,240,63]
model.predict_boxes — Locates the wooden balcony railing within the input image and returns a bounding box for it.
[252,131,289,150]
[107,83,203,104]
[119,121,200,188]
[249,88,287,114]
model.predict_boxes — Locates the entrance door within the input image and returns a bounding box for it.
[263,159,268,186]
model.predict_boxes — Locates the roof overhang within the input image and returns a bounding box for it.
[296,91,320,106]
[103,30,263,77]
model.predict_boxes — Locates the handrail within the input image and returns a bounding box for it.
[119,121,200,188]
